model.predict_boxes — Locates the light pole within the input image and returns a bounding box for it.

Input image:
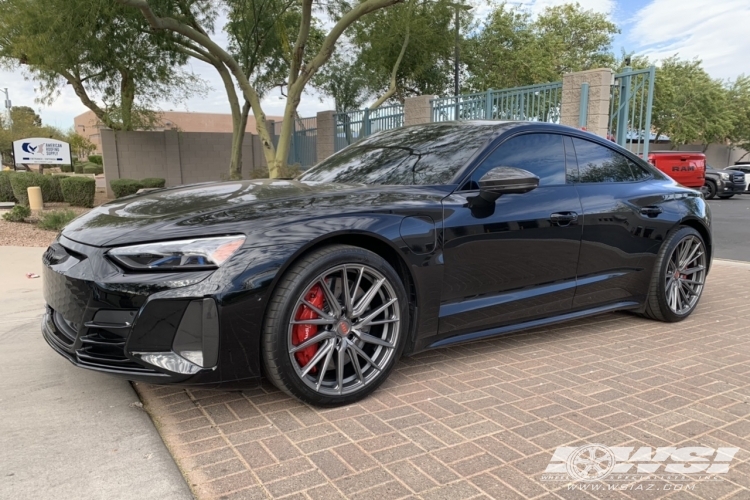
[449,2,472,97]
[0,88,11,134]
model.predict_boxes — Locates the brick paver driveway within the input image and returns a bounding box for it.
[138,260,750,499]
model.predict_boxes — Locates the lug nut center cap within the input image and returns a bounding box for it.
[336,319,352,336]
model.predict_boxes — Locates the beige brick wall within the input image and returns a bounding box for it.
[404,95,437,126]
[561,68,614,138]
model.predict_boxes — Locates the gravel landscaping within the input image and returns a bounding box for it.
[0,190,109,248]
[0,203,91,247]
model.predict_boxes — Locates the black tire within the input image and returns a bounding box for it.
[642,226,707,322]
[718,194,734,199]
[703,180,717,199]
[262,244,409,406]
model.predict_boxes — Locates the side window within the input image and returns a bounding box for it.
[572,138,646,183]
[467,133,567,188]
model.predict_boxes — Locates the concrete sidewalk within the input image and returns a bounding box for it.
[0,246,192,500]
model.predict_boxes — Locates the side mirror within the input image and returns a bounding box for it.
[478,166,539,202]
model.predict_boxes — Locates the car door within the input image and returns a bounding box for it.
[570,137,678,309]
[437,132,583,342]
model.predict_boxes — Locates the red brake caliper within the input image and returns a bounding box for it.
[292,284,324,371]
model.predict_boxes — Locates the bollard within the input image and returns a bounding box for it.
[27,186,43,211]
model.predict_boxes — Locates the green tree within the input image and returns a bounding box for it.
[533,3,618,78]
[67,132,97,160]
[0,0,206,131]
[350,0,456,108]
[463,4,540,91]
[463,2,618,92]
[117,0,406,178]
[650,56,733,147]
[726,75,750,157]
[10,106,42,128]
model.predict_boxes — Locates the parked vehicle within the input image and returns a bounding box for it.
[726,162,750,192]
[646,152,705,189]
[42,122,713,406]
[704,165,746,199]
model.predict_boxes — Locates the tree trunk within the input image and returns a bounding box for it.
[120,70,135,131]
[214,61,243,180]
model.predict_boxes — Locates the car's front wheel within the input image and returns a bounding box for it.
[702,180,717,199]
[262,245,408,406]
[642,226,707,322]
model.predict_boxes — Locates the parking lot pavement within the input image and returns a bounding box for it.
[0,246,192,500]
[138,259,750,500]
[707,194,750,262]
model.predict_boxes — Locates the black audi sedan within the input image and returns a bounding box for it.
[42,121,712,406]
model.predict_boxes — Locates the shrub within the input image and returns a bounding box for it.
[2,204,31,222]
[60,164,74,173]
[9,172,53,205]
[110,179,143,198]
[48,175,69,203]
[37,209,78,231]
[74,162,84,174]
[60,177,95,208]
[88,155,103,165]
[83,165,103,175]
[0,171,15,202]
[140,177,166,189]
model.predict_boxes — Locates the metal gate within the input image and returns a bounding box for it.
[609,66,656,157]
[431,82,563,123]
[334,105,404,152]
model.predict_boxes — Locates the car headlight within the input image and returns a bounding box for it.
[720,172,730,179]
[109,235,246,271]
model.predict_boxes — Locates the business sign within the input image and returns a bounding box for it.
[13,138,72,165]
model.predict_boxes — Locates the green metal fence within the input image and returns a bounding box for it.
[334,105,405,152]
[431,82,563,123]
[273,116,317,169]
[609,66,656,157]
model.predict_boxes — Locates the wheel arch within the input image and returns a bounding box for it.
[677,217,712,265]
[262,230,421,351]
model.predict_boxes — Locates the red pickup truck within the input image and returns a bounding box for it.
[646,152,705,189]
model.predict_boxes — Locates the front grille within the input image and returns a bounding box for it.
[76,329,153,373]
[46,306,156,374]
[732,173,745,184]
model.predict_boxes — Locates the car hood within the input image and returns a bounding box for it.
[61,179,445,247]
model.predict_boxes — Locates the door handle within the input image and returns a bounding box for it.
[640,206,662,217]
[550,212,578,226]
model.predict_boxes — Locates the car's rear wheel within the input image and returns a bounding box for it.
[262,245,408,406]
[702,181,717,199]
[642,226,707,322]
[718,194,734,199]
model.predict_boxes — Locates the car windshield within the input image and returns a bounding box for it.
[298,123,497,185]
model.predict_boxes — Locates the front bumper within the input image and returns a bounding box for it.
[41,235,267,387]
[718,175,746,195]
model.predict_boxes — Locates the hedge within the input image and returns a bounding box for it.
[60,164,74,173]
[60,177,95,208]
[47,175,69,202]
[83,165,103,175]
[140,177,166,189]
[0,171,15,202]
[74,162,84,174]
[88,155,103,165]
[110,179,143,198]
[9,172,53,206]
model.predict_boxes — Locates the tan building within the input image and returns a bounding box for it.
[73,110,283,155]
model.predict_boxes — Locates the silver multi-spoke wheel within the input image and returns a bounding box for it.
[664,235,706,314]
[287,264,401,396]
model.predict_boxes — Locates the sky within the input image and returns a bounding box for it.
[0,0,747,131]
